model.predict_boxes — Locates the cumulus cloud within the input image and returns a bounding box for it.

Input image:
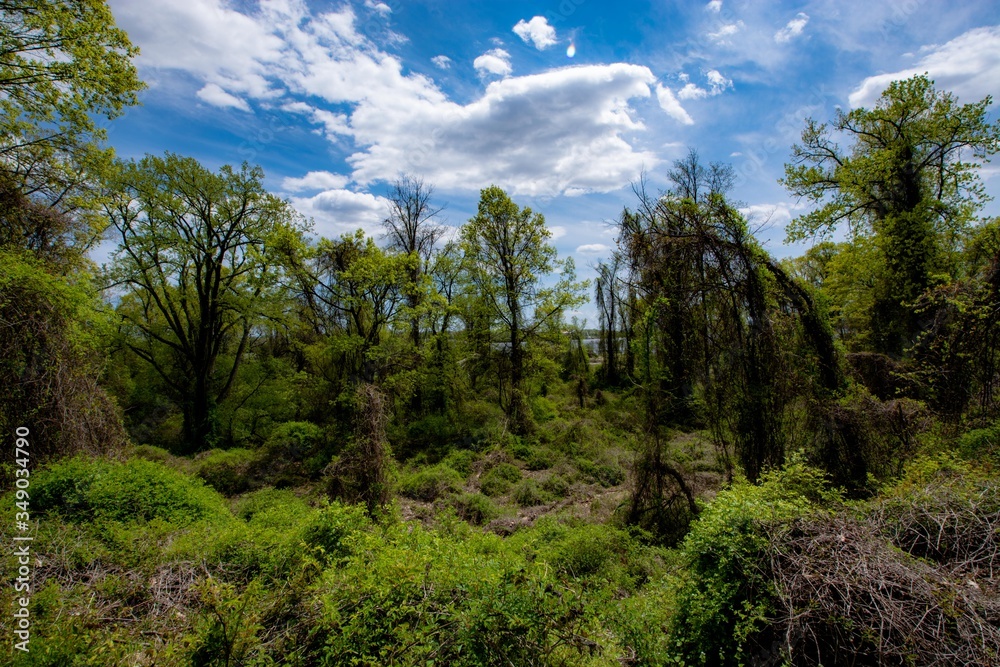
[677,69,732,99]
[576,243,610,254]
[474,48,512,77]
[705,0,723,12]
[775,12,809,43]
[196,83,251,111]
[656,84,694,125]
[513,16,557,50]
[111,0,660,196]
[108,0,286,98]
[431,55,452,69]
[849,26,1000,108]
[349,63,659,195]
[291,189,390,238]
[282,171,350,192]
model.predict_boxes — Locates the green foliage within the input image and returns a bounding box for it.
[668,457,840,666]
[461,185,588,434]
[441,448,478,476]
[33,456,231,526]
[512,478,549,506]
[958,421,1000,463]
[105,152,305,452]
[398,463,465,501]
[195,448,261,496]
[0,250,126,465]
[783,74,1000,355]
[0,0,143,210]
[448,492,501,525]
[479,462,522,496]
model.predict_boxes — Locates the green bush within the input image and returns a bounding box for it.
[300,500,370,565]
[958,422,1000,463]
[479,462,522,496]
[32,456,231,526]
[449,492,501,525]
[541,473,571,498]
[441,448,478,476]
[195,448,260,495]
[525,446,558,470]
[512,478,549,507]
[576,457,625,487]
[264,421,323,460]
[398,463,465,501]
[667,458,839,666]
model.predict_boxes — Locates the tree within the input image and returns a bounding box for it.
[461,186,586,433]
[782,74,1000,355]
[0,0,143,270]
[105,153,301,452]
[0,249,126,466]
[289,230,412,391]
[382,175,444,349]
[0,0,143,202]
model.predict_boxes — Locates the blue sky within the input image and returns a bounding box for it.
[102,0,1000,322]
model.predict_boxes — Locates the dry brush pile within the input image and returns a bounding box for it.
[763,464,1000,666]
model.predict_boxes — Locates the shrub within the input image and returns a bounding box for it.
[195,448,260,495]
[958,422,1000,463]
[441,448,477,476]
[449,492,500,525]
[512,478,549,507]
[667,458,838,666]
[576,457,625,487]
[33,456,231,526]
[300,501,369,565]
[479,462,522,496]
[541,473,571,498]
[398,463,465,501]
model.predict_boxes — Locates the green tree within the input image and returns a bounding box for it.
[460,186,586,433]
[0,0,143,205]
[0,0,144,273]
[290,229,413,391]
[782,74,1000,355]
[105,153,301,452]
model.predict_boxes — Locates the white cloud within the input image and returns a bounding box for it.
[849,26,1000,108]
[706,69,732,90]
[431,55,452,69]
[111,0,660,196]
[474,48,512,77]
[282,171,350,192]
[677,83,708,100]
[363,0,391,15]
[108,0,286,98]
[549,225,567,239]
[656,84,694,125]
[349,63,660,195]
[196,83,251,111]
[708,20,744,42]
[739,201,808,229]
[677,69,732,100]
[705,0,722,12]
[775,12,809,43]
[576,243,610,254]
[291,189,390,238]
[310,109,351,138]
[513,16,557,50]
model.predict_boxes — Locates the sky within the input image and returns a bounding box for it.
[101,0,1000,323]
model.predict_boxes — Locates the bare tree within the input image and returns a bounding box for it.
[382,175,444,350]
